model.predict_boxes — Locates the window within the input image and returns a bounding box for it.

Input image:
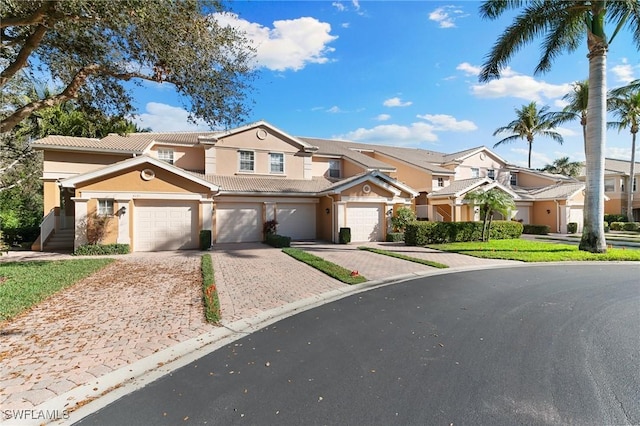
[328,160,341,178]
[157,149,174,165]
[510,173,517,186]
[471,168,479,178]
[269,153,284,173]
[239,150,254,172]
[98,199,114,216]
[604,178,615,192]
[437,177,444,187]
[487,169,495,180]
[634,177,637,192]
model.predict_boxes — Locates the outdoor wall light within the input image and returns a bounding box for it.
[546,209,551,214]
[116,206,127,217]
[325,208,330,215]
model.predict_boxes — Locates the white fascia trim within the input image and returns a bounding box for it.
[81,191,209,201]
[59,155,219,192]
[43,172,78,180]
[31,145,141,155]
[514,201,534,206]
[216,196,319,204]
[456,146,508,165]
[208,120,319,153]
[369,176,401,196]
[373,151,455,176]
[342,196,396,203]
[372,172,419,197]
[478,181,520,199]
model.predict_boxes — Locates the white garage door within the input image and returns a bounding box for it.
[347,204,383,242]
[135,200,198,252]
[276,203,316,240]
[216,203,262,243]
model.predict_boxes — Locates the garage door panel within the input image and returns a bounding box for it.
[135,201,197,252]
[347,204,382,242]
[216,204,262,243]
[277,204,316,240]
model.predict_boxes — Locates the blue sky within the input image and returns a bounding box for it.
[130,1,639,169]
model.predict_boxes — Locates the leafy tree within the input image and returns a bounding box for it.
[608,87,640,222]
[464,188,515,242]
[541,157,583,178]
[1,0,256,133]
[492,102,564,168]
[479,0,640,253]
[390,207,416,232]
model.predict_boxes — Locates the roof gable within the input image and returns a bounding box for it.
[321,170,419,197]
[205,121,318,153]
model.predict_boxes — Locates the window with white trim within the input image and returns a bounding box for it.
[157,149,174,165]
[510,173,517,186]
[605,178,615,192]
[328,160,341,178]
[487,169,495,180]
[437,177,444,187]
[98,199,114,216]
[239,150,255,172]
[471,168,479,178]
[269,152,284,173]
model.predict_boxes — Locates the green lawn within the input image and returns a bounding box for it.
[428,239,640,262]
[0,258,114,321]
[282,247,367,284]
[357,246,449,269]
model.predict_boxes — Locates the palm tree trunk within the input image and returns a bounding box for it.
[579,40,607,253]
[628,132,637,222]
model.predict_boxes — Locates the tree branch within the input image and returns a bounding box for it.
[0,24,48,88]
[0,2,52,29]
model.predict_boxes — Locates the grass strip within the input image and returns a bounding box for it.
[201,254,221,323]
[357,246,448,269]
[282,247,367,284]
[428,239,640,262]
[0,258,114,321]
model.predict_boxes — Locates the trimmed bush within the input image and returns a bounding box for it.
[265,234,291,248]
[622,222,640,232]
[609,222,625,231]
[199,230,212,250]
[74,244,130,255]
[339,227,351,244]
[604,223,610,233]
[201,254,220,323]
[522,224,550,235]
[385,232,404,242]
[604,214,627,223]
[404,220,522,246]
[567,222,578,234]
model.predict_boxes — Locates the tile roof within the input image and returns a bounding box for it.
[603,157,640,175]
[429,177,488,197]
[441,146,485,163]
[522,182,585,199]
[190,174,334,194]
[511,167,577,182]
[300,138,396,170]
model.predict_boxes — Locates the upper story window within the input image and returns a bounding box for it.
[157,149,174,165]
[471,168,479,178]
[269,152,284,174]
[510,173,517,186]
[239,150,255,172]
[437,177,444,187]
[604,178,615,192]
[98,199,114,216]
[328,160,341,178]
[487,169,495,180]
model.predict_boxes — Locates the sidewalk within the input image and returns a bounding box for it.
[1,243,521,425]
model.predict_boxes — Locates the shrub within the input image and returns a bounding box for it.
[522,224,550,235]
[622,222,640,232]
[390,207,416,232]
[199,230,212,250]
[86,213,112,244]
[604,223,610,233]
[339,227,351,244]
[263,220,278,238]
[604,214,627,223]
[74,244,130,255]
[265,234,291,248]
[201,254,220,323]
[404,220,522,246]
[567,222,578,234]
[1,225,40,246]
[609,222,625,231]
[385,232,404,242]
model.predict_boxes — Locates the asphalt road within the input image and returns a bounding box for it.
[77,264,640,426]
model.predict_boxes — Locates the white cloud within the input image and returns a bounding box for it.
[416,114,477,132]
[429,6,468,29]
[332,2,346,12]
[338,122,438,144]
[606,146,634,160]
[509,148,554,169]
[327,106,342,113]
[610,58,636,84]
[214,13,338,72]
[554,127,578,138]
[456,62,481,76]
[133,102,210,132]
[470,72,571,102]
[383,97,412,107]
[375,114,391,121]
[554,99,569,108]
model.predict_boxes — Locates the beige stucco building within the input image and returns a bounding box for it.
[31,121,586,252]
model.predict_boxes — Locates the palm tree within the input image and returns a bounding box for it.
[608,88,640,222]
[493,102,563,169]
[541,157,583,178]
[464,188,516,242]
[479,1,640,253]
[562,80,590,151]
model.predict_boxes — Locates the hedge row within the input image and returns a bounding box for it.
[522,224,551,235]
[265,234,291,248]
[610,222,640,232]
[405,220,523,246]
[74,243,130,255]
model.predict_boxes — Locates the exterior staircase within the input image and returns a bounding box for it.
[43,228,74,252]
